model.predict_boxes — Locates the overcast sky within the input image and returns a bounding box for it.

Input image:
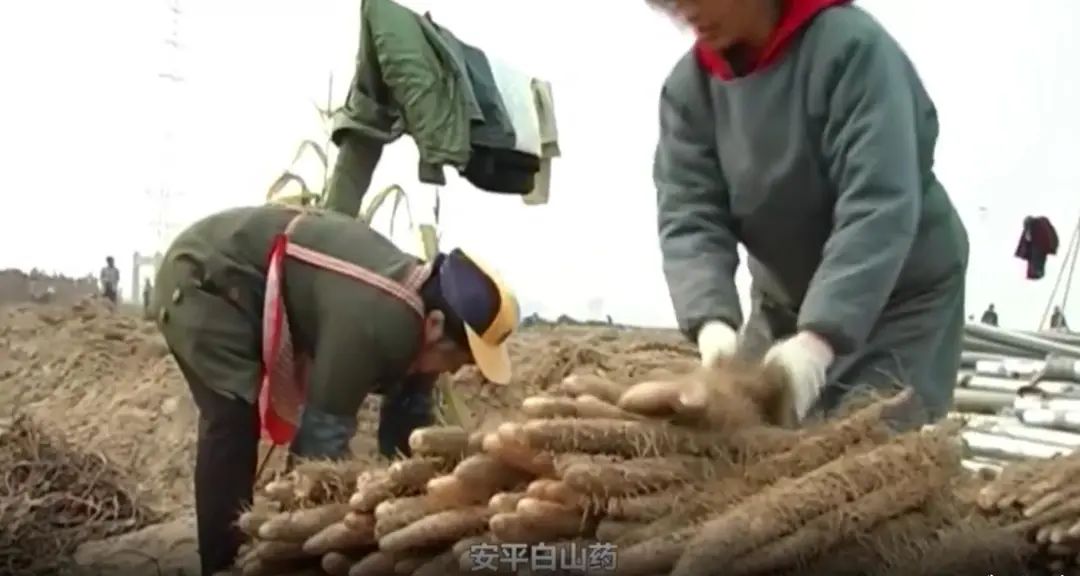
[2,0,1079,329]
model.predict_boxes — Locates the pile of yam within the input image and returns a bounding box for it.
[235,361,1080,576]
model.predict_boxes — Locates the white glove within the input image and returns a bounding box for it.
[697,320,738,369]
[763,331,835,421]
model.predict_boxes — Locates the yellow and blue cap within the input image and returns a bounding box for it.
[439,249,521,385]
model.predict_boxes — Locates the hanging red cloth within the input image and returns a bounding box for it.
[1015,216,1059,280]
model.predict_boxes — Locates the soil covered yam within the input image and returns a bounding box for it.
[241,556,319,576]
[351,471,397,513]
[290,459,372,504]
[348,551,396,576]
[344,512,376,534]
[877,518,1034,576]
[263,478,296,506]
[604,489,695,521]
[378,506,493,553]
[555,374,628,405]
[522,395,580,418]
[482,431,556,477]
[614,525,699,576]
[375,495,444,539]
[557,455,722,498]
[252,540,308,562]
[392,555,429,574]
[515,497,586,539]
[726,470,952,575]
[671,428,961,576]
[740,391,912,482]
[387,457,446,491]
[411,549,459,576]
[303,520,376,555]
[452,453,530,493]
[409,426,469,459]
[321,551,358,576]
[520,417,728,458]
[426,474,490,507]
[616,363,792,430]
[489,491,527,513]
[238,504,274,538]
[596,519,645,542]
[489,512,535,543]
[258,503,351,542]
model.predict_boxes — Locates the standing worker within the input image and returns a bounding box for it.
[651,0,968,425]
[142,278,154,319]
[1050,305,1069,332]
[980,304,999,327]
[99,256,120,305]
[153,204,520,575]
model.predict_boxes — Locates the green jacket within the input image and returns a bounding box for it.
[331,0,472,188]
[155,205,424,418]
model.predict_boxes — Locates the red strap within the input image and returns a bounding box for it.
[256,212,434,446]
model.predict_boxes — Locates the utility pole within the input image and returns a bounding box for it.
[135,0,185,302]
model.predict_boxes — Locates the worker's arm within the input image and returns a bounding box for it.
[289,316,379,461]
[323,133,385,218]
[291,293,423,460]
[797,31,923,354]
[655,65,742,340]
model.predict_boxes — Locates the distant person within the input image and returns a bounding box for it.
[99,256,120,304]
[980,304,999,327]
[142,278,154,319]
[1051,306,1069,331]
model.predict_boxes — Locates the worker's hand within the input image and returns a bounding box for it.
[697,320,738,369]
[762,331,834,422]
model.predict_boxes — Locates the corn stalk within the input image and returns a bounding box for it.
[266,76,336,207]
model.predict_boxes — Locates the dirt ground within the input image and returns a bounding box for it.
[0,294,696,575]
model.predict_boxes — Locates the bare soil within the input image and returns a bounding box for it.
[0,297,694,574]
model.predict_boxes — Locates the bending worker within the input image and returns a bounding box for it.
[652,0,968,424]
[153,204,520,575]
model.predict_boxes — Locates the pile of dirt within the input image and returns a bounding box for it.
[0,301,695,521]
[0,414,157,576]
[0,300,195,516]
[0,269,98,306]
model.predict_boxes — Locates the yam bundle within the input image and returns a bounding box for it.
[231,361,1080,576]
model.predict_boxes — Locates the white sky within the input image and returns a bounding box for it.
[2,0,1079,329]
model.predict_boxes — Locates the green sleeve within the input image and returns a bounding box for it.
[797,31,922,353]
[655,58,743,340]
[304,316,380,418]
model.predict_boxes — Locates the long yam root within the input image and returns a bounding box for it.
[378,506,492,554]
[348,551,396,576]
[558,455,724,498]
[351,471,397,513]
[409,426,469,459]
[726,472,950,575]
[518,418,730,458]
[258,504,350,542]
[387,457,447,491]
[483,430,556,477]
[671,428,961,576]
[303,521,376,555]
[554,374,628,404]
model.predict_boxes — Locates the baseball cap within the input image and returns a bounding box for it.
[438,249,521,385]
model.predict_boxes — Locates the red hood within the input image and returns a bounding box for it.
[695,0,851,79]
